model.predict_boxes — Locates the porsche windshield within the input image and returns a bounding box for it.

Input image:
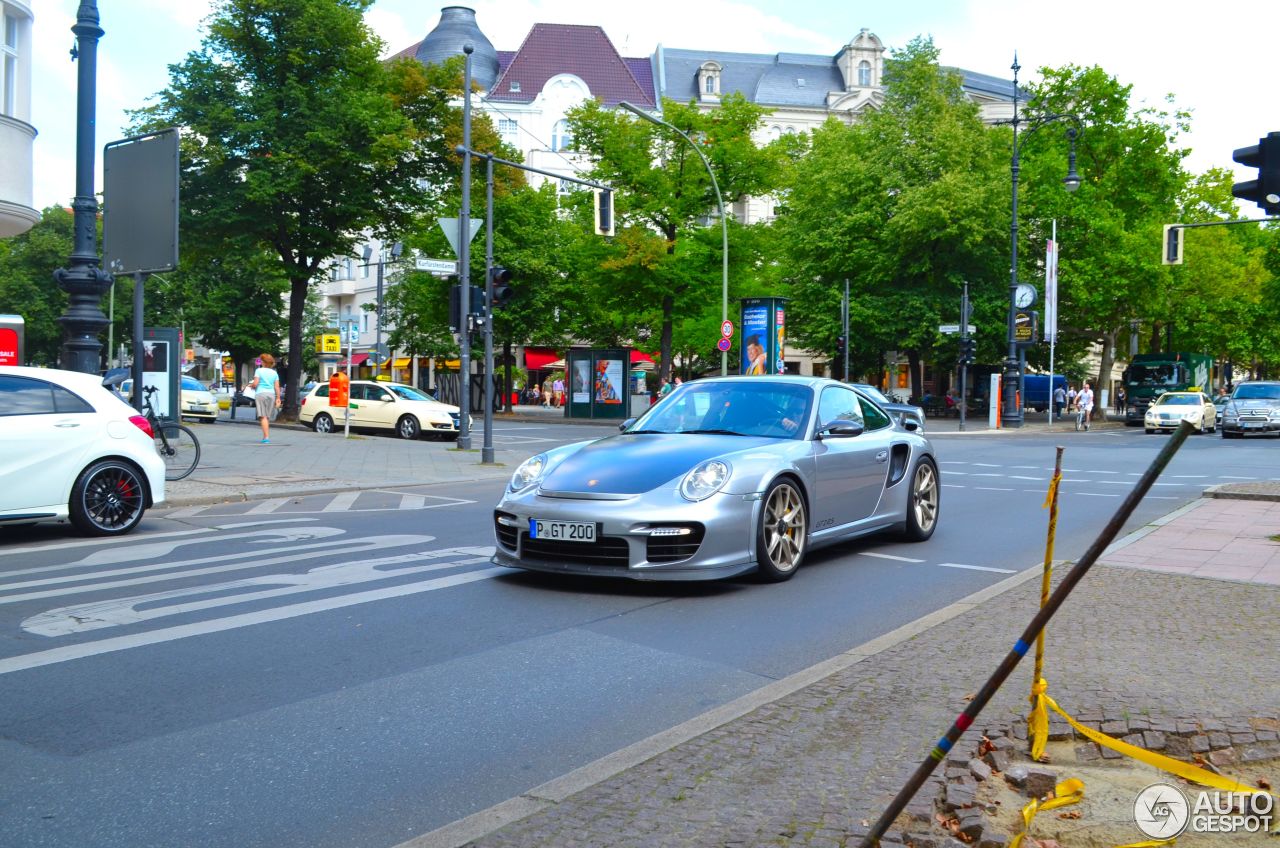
[628,382,813,439]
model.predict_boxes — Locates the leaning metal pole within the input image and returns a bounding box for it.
[858,420,1196,848]
[456,43,474,450]
[54,1,114,374]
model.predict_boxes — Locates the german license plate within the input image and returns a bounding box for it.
[530,519,596,542]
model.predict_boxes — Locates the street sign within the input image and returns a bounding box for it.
[437,217,483,258]
[716,337,732,352]
[938,324,977,335]
[345,323,360,345]
[371,343,390,362]
[721,319,735,338]
[315,333,342,354]
[415,257,458,274]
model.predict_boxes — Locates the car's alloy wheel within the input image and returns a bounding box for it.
[397,415,421,440]
[314,413,334,434]
[757,479,806,582]
[903,457,939,542]
[69,460,147,536]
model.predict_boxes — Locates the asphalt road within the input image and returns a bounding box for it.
[0,422,1272,848]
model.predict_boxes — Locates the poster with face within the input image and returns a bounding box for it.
[572,359,591,404]
[594,358,623,404]
[143,340,170,416]
[775,306,786,374]
[741,303,768,375]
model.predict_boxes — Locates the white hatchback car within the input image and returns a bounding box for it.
[0,366,166,535]
[300,380,468,440]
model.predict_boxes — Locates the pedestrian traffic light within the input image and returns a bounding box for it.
[1232,132,1280,215]
[1162,224,1183,265]
[594,188,614,236]
[835,335,846,356]
[489,266,515,309]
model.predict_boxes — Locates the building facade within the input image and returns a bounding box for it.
[0,0,36,238]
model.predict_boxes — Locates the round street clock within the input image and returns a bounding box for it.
[1014,283,1037,308]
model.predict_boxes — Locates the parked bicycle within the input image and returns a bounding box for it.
[143,385,201,480]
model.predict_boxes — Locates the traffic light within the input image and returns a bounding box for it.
[594,188,614,236]
[835,335,846,357]
[1232,132,1280,215]
[1162,224,1183,265]
[958,337,977,365]
[489,266,515,308]
[448,284,483,331]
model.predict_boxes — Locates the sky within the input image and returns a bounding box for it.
[29,0,1278,214]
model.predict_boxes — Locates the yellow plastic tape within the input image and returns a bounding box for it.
[1029,678,1051,761]
[1042,471,1062,509]
[1040,686,1272,796]
[1009,778,1084,848]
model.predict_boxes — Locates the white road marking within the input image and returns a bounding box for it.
[0,564,505,676]
[937,562,1016,574]
[1060,478,1093,483]
[1009,475,1044,481]
[975,487,1014,491]
[399,494,427,511]
[25,546,494,636]
[246,497,291,515]
[1083,470,1120,474]
[2,526,341,577]
[939,461,968,465]
[0,518,313,558]
[164,506,209,518]
[969,473,1005,477]
[1171,475,1207,479]
[1074,492,1119,497]
[1219,476,1257,480]
[971,462,1001,467]
[0,534,427,604]
[322,491,361,512]
[857,552,924,563]
[942,484,965,489]
[1010,465,1039,469]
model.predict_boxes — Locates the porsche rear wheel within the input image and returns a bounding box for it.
[756,478,807,582]
[902,457,940,542]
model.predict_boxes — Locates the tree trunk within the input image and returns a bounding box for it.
[659,293,674,384]
[1148,322,1162,354]
[281,276,307,421]
[1095,330,1116,421]
[906,350,921,401]
[503,339,513,413]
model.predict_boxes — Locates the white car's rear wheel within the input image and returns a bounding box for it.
[902,457,940,542]
[313,413,334,434]
[69,460,148,536]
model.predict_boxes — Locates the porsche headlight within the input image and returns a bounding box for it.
[680,460,730,501]
[510,453,548,492]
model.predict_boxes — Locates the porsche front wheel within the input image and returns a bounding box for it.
[756,478,807,582]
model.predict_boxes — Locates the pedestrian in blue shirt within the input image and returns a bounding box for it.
[247,353,281,443]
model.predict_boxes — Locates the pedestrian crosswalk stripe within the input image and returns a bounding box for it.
[322,491,361,512]
[247,497,290,514]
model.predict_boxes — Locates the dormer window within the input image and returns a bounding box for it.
[697,61,722,100]
[858,61,871,87]
[509,80,521,92]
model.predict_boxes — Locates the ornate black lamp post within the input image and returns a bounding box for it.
[53,1,114,374]
[999,54,1080,427]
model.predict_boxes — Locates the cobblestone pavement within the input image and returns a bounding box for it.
[432,497,1280,848]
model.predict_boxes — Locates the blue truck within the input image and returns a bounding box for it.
[1023,374,1067,412]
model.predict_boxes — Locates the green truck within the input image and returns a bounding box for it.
[1122,352,1213,425]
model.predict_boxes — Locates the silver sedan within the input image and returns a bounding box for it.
[492,376,940,582]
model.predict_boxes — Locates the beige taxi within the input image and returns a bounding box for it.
[300,381,466,440]
[1143,390,1216,434]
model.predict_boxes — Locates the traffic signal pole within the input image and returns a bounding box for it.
[959,282,969,432]
[482,155,496,464]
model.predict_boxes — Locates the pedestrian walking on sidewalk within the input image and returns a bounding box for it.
[1053,384,1066,418]
[1115,385,1126,413]
[247,353,281,443]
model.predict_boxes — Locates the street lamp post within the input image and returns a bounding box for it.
[53,1,114,374]
[1000,55,1080,428]
[618,101,729,377]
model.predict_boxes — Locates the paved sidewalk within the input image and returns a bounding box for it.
[409,488,1280,848]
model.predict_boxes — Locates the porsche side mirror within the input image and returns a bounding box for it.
[818,420,864,438]
[619,417,636,432]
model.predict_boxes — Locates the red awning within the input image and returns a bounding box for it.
[525,348,561,370]
[335,353,369,367]
[630,350,655,365]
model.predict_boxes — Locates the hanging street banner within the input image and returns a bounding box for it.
[1045,238,1058,342]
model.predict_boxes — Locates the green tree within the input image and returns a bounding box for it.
[0,207,75,365]
[776,37,1007,390]
[566,94,786,382]
[134,0,470,417]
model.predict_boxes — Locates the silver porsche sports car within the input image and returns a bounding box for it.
[492,376,940,583]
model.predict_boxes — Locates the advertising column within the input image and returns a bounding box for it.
[739,298,788,375]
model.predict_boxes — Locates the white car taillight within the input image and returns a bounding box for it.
[129,415,154,438]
